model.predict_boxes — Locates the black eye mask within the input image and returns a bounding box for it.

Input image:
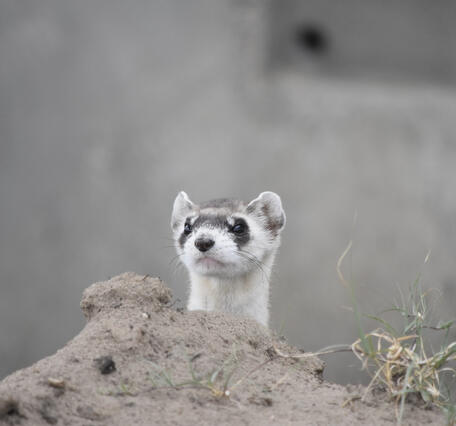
[178,215,251,249]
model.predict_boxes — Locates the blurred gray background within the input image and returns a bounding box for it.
[1,0,456,385]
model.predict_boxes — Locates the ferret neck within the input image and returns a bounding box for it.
[187,253,275,326]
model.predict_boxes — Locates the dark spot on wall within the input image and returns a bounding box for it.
[295,23,329,55]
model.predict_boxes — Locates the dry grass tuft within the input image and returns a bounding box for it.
[338,241,456,425]
[147,344,275,399]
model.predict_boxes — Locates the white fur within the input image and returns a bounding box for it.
[171,191,285,327]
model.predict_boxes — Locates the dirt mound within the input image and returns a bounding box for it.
[0,273,443,425]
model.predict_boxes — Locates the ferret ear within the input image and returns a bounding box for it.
[171,191,195,230]
[246,191,286,234]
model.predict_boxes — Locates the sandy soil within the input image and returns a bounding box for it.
[0,273,444,425]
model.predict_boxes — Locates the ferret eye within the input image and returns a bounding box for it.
[232,223,245,235]
[184,223,192,235]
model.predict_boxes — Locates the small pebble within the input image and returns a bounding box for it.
[47,378,65,389]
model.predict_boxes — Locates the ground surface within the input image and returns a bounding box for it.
[0,273,444,425]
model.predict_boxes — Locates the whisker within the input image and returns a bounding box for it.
[168,253,183,266]
[166,238,274,283]
[168,253,186,276]
[235,250,269,283]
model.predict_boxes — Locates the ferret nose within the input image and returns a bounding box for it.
[195,237,215,252]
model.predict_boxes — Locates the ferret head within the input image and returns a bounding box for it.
[171,191,286,279]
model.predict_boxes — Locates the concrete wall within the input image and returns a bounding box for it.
[1,0,455,385]
[270,0,456,83]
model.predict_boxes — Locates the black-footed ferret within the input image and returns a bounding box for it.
[171,191,285,327]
